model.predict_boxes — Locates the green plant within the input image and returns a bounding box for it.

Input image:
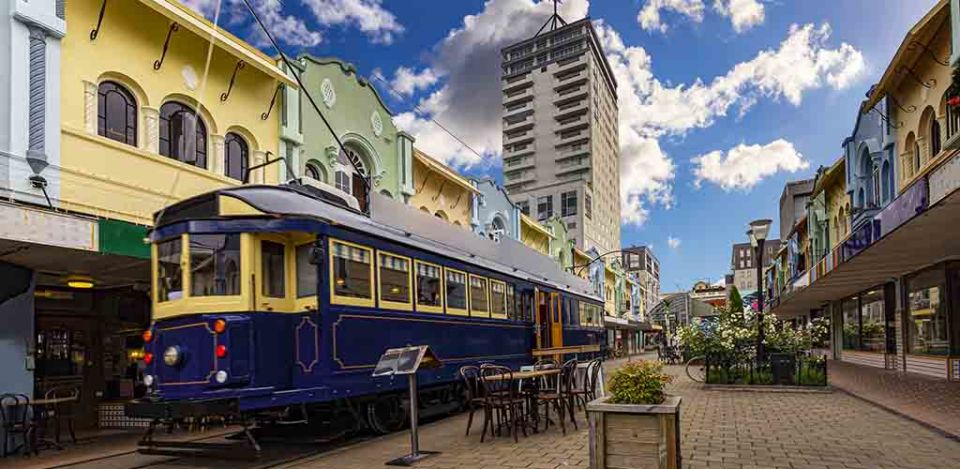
[607,360,673,405]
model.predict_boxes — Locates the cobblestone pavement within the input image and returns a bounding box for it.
[828,359,960,439]
[286,357,960,469]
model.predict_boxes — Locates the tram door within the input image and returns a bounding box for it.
[550,293,563,350]
[535,290,550,349]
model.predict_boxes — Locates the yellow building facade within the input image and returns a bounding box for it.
[519,213,553,256]
[823,158,849,250]
[409,149,477,228]
[61,0,293,226]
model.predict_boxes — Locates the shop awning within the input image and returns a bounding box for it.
[770,183,960,318]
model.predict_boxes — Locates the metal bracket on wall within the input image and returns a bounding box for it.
[871,106,903,129]
[221,61,246,102]
[153,23,180,71]
[261,84,284,120]
[90,0,108,40]
[895,65,936,89]
[887,94,917,114]
[907,40,949,67]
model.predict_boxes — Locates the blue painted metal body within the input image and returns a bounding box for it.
[142,219,604,413]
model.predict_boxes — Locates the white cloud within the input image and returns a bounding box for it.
[302,0,403,44]
[387,67,439,97]
[692,138,810,191]
[667,236,681,249]
[713,0,765,33]
[637,0,705,33]
[182,0,399,47]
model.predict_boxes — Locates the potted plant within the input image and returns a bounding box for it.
[587,361,680,469]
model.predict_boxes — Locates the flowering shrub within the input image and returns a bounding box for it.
[677,304,830,359]
[607,360,673,405]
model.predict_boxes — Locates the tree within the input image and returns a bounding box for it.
[728,285,744,313]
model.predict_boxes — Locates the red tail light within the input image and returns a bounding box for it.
[142,329,153,342]
[215,344,228,358]
[144,352,154,365]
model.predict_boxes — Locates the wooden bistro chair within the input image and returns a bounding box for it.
[459,365,489,438]
[570,359,602,418]
[479,366,527,443]
[534,359,578,435]
[1,394,34,457]
[45,386,80,444]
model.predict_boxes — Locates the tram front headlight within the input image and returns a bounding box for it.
[163,346,181,366]
[215,370,229,384]
[143,374,155,387]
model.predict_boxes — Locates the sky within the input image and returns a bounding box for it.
[184,0,940,292]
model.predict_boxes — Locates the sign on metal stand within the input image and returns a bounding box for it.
[372,345,442,467]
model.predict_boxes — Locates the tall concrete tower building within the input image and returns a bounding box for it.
[500,15,620,254]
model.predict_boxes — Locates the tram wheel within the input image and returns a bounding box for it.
[366,394,406,434]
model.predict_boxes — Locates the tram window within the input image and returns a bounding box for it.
[445,269,468,312]
[157,237,182,302]
[415,261,443,311]
[261,241,286,298]
[490,281,506,319]
[569,299,579,326]
[379,252,411,305]
[190,234,241,297]
[331,240,373,302]
[505,284,517,320]
[296,243,318,298]
[470,275,489,316]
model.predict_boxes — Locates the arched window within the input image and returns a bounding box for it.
[838,207,845,236]
[304,162,322,181]
[860,150,874,207]
[435,211,448,221]
[159,102,207,168]
[931,118,942,157]
[223,133,248,181]
[881,160,892,204]
[335,148,369,208]
[98,81,137,146]
[914,141,921,174]
[857,188,865,209]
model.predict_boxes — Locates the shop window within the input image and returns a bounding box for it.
[224,133,249,181]
[415,261,443,313]
[296,243,317,298]
[331,240,373,305]
[907,268,948,355]
[189,234,241,296]
[157,237,182,302]
[261,241,286,298]
[859,289,886,352]
[491,280,507,319]
[98,81,137,146]
[379,252,411,308]
[445,268,468,314]
[159,101,207,169]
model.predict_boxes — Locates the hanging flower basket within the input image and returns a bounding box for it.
[949,65,960,107]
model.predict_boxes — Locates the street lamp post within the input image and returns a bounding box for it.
[748,219,772,361]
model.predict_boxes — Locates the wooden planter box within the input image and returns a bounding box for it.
[586,396,681,469]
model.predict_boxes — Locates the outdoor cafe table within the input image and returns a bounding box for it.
[482,368,560,381]
[1,395,79,453]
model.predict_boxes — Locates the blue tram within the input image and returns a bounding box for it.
[127,183,604,433]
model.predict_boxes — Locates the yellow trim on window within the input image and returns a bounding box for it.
[490,279,507,320]
[377,250,413,312]
[444,267,469,316]
[414,260,444,314]
[329,238,375,308]
[469,274,491,318]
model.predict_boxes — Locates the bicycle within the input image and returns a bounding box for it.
[685,355,706,382]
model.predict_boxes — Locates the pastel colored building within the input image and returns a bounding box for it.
[842,95,896,235]
[472,177,522,241]
[409,149,478,228]
[290,56,416,209]
[520,212,553,256]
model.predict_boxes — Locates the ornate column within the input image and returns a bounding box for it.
[142,106,159,153]
[251,150,267,184]
[209,134,225,177]
[83,80,97,134]
[26,26,48,173]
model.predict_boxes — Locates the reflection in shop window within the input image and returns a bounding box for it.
[190,234,241,297]
[157,237,183,302]
[907,269,948,355]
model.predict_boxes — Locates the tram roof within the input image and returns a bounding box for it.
[155,184,601,301]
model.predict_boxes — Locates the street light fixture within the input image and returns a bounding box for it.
[747,219,772,361]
